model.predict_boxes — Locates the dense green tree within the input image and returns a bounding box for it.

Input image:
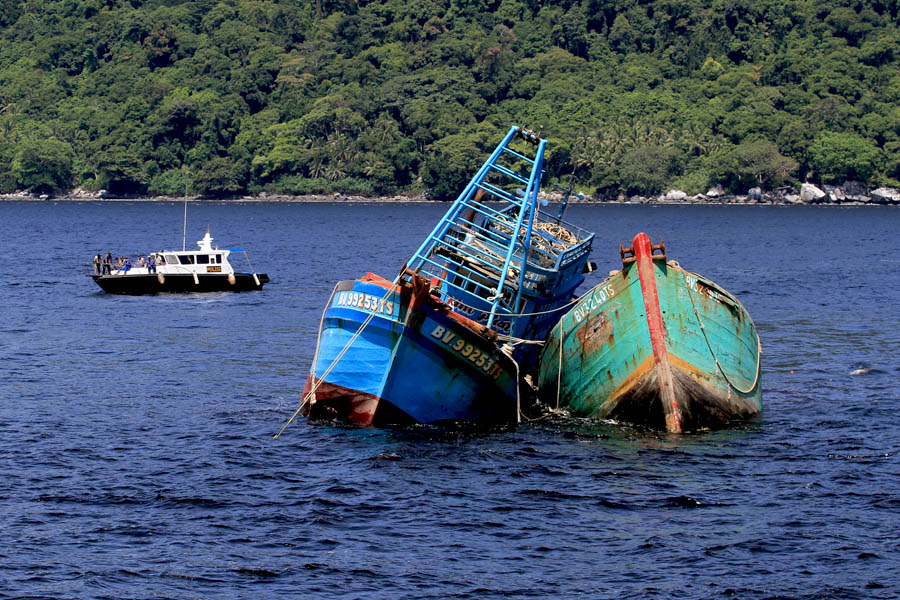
[714,139,798,191]
[193,156,249,197]
[95,144,146,193]
[421,137,482,200]
[422,125,503,200]
[0,147,16,193]
[618,145,678,196]
[12,138,73,193]
[808,131,881,183]
[3,0,900,198]
[148,166,191,196]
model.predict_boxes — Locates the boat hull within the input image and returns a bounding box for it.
[295,126,595,429]
[91,273,269,294]
[301,275,525,425]
[538,233,761,432]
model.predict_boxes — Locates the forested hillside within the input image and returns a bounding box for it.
[2,0,899,199]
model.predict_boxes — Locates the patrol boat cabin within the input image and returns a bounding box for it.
[92,230,269,295]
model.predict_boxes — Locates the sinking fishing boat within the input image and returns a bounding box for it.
[294,126,595,427]
[91,230,269,294]
[537,232,761,432]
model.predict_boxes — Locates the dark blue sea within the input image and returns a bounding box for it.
[1,200,898,599]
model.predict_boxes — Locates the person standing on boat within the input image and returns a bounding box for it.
[102,252,112,275]
[93,254,101,275]
[147,254,156,274]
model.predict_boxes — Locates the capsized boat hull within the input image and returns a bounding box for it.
[301,274,527,425]
[92,273,268,294]
[538,233,761,432]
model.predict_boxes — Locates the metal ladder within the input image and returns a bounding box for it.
[405,126,546,329]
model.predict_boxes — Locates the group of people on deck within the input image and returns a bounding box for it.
[93,252,157,276]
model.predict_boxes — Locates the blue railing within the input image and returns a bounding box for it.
[405,126,580,329]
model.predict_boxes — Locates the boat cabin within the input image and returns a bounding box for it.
[111,231,243,277]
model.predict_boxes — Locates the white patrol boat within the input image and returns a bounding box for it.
[91,230,269,295]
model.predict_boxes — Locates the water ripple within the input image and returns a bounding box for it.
[1,202,899,599]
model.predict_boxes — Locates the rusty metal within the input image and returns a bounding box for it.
[651,239,666,261]
[620,241,636,267]
[538,232,762,433]
[515,126,543,144]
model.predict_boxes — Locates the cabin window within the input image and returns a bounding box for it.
[178,255,195,264]
[164,254,178,265]
[196,254,210,264]
[214,254,222,264]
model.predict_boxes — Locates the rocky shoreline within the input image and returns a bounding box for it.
[3,182,899,205]
[0,190,428,203]
[613,182,900,206]
[584,181,900,206]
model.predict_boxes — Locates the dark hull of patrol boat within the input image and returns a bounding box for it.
[91,273,269,295]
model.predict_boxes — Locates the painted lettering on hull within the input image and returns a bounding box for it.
[333,290,397,316]
[684,275,722,302]
[572,283,616,324]
[430,325,503,379]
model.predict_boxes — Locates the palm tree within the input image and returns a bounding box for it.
[325,164,346,181]
[309,158,326,179]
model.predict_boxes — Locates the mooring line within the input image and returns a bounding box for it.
[682,270,761,395]
[273,276,401,438]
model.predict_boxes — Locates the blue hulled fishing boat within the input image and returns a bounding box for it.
[292,126,595,427]
[537,233,762,432]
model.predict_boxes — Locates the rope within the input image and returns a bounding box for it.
[253,285,336,292]
[444,292,582,320]
[500,343,521,424]
[682,271,761,395]
[495,217,578,251]
[495,334,545,346]
[533,221,578,247]
[273,276,401,438]
[556,320,563,410]
[519,408,566,423]
[242,247,255,273]
[275,263,584,435]
[308,281,340,388]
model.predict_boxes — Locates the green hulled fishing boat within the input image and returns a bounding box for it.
[538,232,761,432]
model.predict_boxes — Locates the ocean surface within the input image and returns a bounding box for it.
[1,200,898,599]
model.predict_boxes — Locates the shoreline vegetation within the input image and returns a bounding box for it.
[3,182,899,206]
[4,2,900,205]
